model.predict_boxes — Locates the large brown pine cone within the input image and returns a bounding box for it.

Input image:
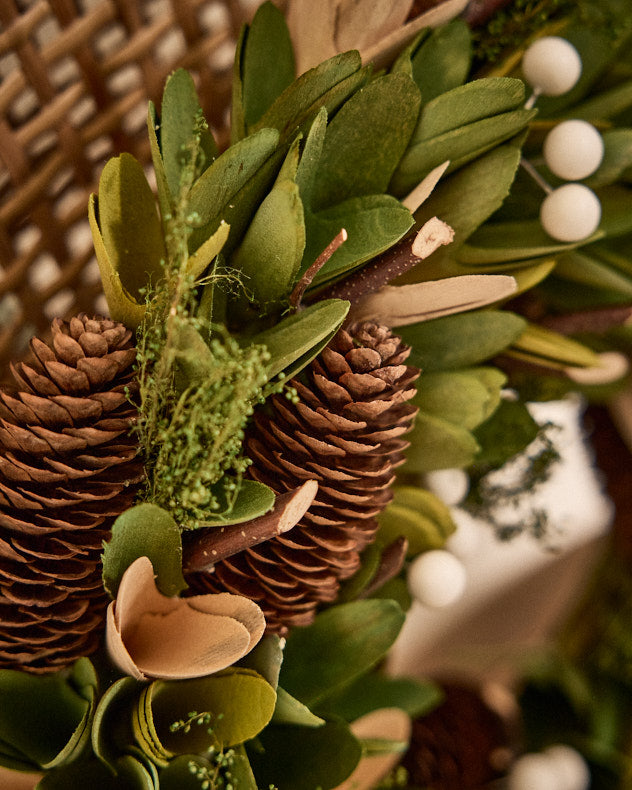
[0,315,143,673]
[185,321,419,635]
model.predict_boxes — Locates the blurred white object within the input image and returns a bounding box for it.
[446,507,484,558]
[508,753,563,790]
[407,550,467,608]
[423,468,469,506]
[389,396,613,682]
[544,745,591,790]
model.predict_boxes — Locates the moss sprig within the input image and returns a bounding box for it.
[133,119,275,529]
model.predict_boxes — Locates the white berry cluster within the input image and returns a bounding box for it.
[522,37,603,243]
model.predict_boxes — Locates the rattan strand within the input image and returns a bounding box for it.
[0,0,271,372]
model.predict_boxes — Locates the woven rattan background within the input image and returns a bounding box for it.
[0,0,273,372]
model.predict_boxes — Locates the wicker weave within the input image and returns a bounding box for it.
[0,0,272,371]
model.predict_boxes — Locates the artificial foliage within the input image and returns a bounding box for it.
[2,0,632,788]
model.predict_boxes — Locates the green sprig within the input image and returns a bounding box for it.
[133,122,275,529]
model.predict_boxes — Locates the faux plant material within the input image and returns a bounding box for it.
[106,556,265,681]
[0,316,143,674]
[4,1,632,787]
[185,322,419,634]
[333,708,412,790]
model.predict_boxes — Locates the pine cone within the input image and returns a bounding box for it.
[0,315,143,673]
[401,684,512,789]
[185,321,419,635]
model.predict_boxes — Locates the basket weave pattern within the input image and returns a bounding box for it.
[0,0,268,371]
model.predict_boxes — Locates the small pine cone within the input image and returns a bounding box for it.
[185,321,419,635]
[0,315,143,673]
[401,684,512,789]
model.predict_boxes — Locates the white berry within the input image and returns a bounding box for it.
[540,183,601,242]
[522,37,582,97]
[445,507,482,559]
[423,468,469,506]
[543,120,604,180]
[508,753,560,790]
[407,550,466,608]
[544,745,590,790]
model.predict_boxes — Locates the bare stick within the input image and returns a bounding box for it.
[308,218,453,305]
[289,229,348,311]
[184,480,318,571]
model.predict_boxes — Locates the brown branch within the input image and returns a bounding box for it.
[540,305,632,336]
[307,218,453,305]
[289,229,347,311]
[184,480,318,572]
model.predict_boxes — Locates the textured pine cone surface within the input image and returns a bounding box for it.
[185,321,420,635]
[401,684,512,789]
[0,315,143,674]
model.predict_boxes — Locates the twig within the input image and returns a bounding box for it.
[183,480,318,571]
[289,229,347,311]
[307,217,453,304]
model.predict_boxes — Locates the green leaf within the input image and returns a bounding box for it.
[473,399,539,469]
[402,412,481,472]
[279,600,405,708]
[248,720,362,790]
[237,635,283,690]
[147,103,172,222]
[160,69,217,198]
[598,185,632,237]
[37,756,155,790]
[316,673,442,721]
[92,677,140,769]
[312,73,421,210]
[554,249,632,298]
[196,478,276,527]
[395,140,524,285]
[567,80,632,123]
[102,503,186,599]
[410,19,472,103]
[412,368,506,430]
[249,299,349,379]
[252,51,366,140]
[96,153,166,301]
[160,752,258,790]
[304,195,413,284]
[239,2,295,130]
[586,129,632,187]
[143,669,276,755]
[509,323,600,369]
[88,195,146,329]
[229,177,305,312]
[295,107,328,212]
[184,220,230,283]
[272,688,326,728]
[337,542,382,602]
[377,486,456,556]
[187,128,280,252]
[414,78,525,141]
[457,219,603,264]
[391,107,536,196]
[398,310,526,370]
[0,660,96,772]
